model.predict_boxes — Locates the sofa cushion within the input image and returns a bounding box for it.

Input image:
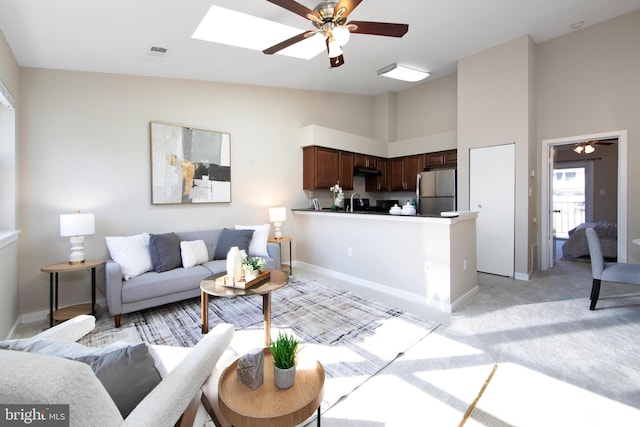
[175,229,222,261]
[106,233,153,280]
[235,224,270,257]
[180,240,208,268]
[0,339,161,417]
[149,232,182,273]
[121,265,212,303]
[213,228,254,260]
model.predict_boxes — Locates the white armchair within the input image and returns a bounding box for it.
[0,315,234,426]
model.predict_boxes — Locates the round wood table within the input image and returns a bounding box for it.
[218,349,324,427]
[200,269,288,345]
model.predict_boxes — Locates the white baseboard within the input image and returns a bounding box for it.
[294,261,474,313]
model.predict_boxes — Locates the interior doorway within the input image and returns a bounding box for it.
[552,161,593,260]
[541,130,628,271]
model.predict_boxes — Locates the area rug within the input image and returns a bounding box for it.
[80,274,440,416]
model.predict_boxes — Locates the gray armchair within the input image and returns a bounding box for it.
[586,227,640,310]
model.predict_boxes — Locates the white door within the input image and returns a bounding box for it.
[470,144,515,276]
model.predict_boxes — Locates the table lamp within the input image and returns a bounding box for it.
[60,211,95,264]
[269,207,286,239]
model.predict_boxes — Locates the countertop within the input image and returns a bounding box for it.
[292,208,478,222]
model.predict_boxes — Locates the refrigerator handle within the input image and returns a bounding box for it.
[416,173,421,212]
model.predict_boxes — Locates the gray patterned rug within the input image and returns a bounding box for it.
[80,274,439,415]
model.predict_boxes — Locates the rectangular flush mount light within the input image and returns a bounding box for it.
[377,64,430,82]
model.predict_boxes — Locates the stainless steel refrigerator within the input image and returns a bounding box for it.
[416,168,456,215]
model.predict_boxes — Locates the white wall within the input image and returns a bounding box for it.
[536,9,640,263]
[17,69,375,316]
[0,29,20,337]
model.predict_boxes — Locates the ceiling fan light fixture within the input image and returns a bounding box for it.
[573,145,584,154]
[584,144,595,154]
[377,63,430,82]
[327,39,343,58]
[332,26,351,46]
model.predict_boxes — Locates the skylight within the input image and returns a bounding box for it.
[192,5,325,60]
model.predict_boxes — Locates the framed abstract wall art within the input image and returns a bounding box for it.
[150,122,231,204]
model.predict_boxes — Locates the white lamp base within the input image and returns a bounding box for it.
[273,222,282,239]
[68,235,86,264]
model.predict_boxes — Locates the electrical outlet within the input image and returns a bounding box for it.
[347,247,353,257]
[463,258,468,271]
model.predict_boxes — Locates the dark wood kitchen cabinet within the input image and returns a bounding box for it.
[303,146,353,190]
[303,146,338,190]
[365,158,387,191]
[389,154,423,191]
[338,151,354,190]
[354,154,377,169]
[424,149,457,169]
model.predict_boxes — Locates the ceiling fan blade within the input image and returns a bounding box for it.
[334,0,364,20]
[267,0,316,20]
[347,21,409,37]
[263,32,309,55]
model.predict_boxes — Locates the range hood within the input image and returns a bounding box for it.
[354,166,382,177]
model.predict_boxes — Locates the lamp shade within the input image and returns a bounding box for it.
[269,207,287,223]
[60,213,95,237]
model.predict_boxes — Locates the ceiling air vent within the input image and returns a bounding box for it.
[145,46,169,61]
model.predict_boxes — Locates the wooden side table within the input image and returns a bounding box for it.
[213,349,324,427]
[268,236,293,275]
[40,259,104,327]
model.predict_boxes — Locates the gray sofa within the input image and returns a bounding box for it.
[106,229,281,327]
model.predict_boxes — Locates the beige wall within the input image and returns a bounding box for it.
[17,69,375,315]
[396,73,457,141]
[457,35,535,278]
[536,9,640,262]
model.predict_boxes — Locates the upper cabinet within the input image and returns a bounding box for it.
[303,146,455,192]
[365,158,387,192]
[303,146,354,190]
[424,149,457,169]
[389,154,423,191]
[338,151,354,190]
[354,154,377,169]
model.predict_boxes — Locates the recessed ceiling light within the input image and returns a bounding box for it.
[377,64,430,82]
[192,5,325,60]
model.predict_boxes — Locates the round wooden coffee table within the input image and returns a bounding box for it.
[218,349,324,427]
[200,269,288,345]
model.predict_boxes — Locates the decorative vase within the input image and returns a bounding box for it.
[244,267,259,282]
[226,247,243,283]
[274,365,296,389]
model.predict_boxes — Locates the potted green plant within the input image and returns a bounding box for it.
[242,256,265,281]
[269,331,299,389]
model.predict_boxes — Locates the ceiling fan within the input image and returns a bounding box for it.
[263,0,409,68]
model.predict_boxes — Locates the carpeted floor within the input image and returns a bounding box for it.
[78,274,439,416]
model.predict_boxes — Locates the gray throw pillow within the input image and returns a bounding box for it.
[0,338,161,417]
[149,232,182,273]
[214,228,254,260]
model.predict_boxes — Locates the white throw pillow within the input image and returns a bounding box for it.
[180,240,209,268]
[106,233,153,280]
[235,224,270,257]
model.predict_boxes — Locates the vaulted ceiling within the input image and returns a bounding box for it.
[1,0,639,95]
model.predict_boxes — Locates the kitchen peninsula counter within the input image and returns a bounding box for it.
[292,209,478,312]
